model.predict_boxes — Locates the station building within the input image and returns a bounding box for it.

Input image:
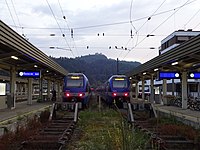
[132,29,200,101]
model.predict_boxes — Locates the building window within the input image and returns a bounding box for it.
[177,36,189,43]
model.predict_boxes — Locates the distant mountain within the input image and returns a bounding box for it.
[50,53,141,87]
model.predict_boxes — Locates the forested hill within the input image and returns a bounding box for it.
[50,53,141,86]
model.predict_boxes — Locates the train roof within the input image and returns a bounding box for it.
[67,73,85,76]
[109,75,128,80]
[110,75,127,78]
[67,73,88,80]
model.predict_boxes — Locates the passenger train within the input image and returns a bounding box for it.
[98,75,130,108]
[62,73,91,109]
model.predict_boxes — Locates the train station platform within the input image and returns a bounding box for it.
[0,100,53,126]
[152,104,200,129]
[130,98,200,129]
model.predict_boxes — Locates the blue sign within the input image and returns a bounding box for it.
[189,72,200,79]
[159,72,180,79]
[18,71,40,78]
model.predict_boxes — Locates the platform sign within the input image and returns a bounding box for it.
[159,71,180,79]
[18,71,40,78]
[188,72,200,79]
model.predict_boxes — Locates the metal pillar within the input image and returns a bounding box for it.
[117,58,119,74]
[57,81,61,102]
[27,78,33,105]
[172,79,175,96]
[39,77,43,101]
[128,102,134,124]
[74,102,79,122]
[150,75,154,103]
[9,66,16,109]
[142,79,145,100]
[162,79,167,105]
[198,80,200,97]
[135,81,138,100]
[47,80,51,100]
[182,72,188,109]
[129,80,133,101]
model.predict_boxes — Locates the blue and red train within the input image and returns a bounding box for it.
[62,73,91,109]
[97,75,131,108]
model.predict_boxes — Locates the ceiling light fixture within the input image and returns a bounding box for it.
[11,56,18,60]
[171,62,178,66]
[154,68,159,71]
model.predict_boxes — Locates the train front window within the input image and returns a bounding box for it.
[112,80,127,88]
[66,76,83,88]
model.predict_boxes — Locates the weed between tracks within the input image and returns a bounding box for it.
[67,105,149,150]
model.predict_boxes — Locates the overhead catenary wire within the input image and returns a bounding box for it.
[122,0,192,60]
[135,0,167,47]
[8,0,198,31]
[3,0,199,63]
[4,0,17,31]
[122,0,167,60]
[129,0,137,32]
[10,0,24,35]
[193,21,200,29]
[117,38,132,58]
[184,7,200,29]
[57,0,79,56]
[129,0,138,52]
[38,46,155,50]
[46,0,75,57]
[136,0,167,34]
[16,33,167,37]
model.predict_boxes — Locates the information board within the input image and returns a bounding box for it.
[159,71,180,79]
[18,71,40,78]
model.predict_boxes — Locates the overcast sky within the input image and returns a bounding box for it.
[1,0,200,63]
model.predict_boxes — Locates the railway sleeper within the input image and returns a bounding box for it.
[136,126,159,135]
[62,116,74,120]
[164,140,195,149]
[50,122,72,126]
[40,131,64,135]
[43,126,69,131]
[21,141,62,149]
[30,135,61,141]
[46,125,70,129]
[59,135,69,141]
[52,119,73,123]
[159,135,187,141]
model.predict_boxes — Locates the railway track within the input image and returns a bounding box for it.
[134,119,199,150]
[114,102,200,150]
[18,103,79,150]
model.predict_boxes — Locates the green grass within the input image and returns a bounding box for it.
[68,108,149,150]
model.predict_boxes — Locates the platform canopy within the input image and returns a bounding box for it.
[0,20,68,80]
[127,34,200,80]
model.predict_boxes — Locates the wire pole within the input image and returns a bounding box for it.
[117,58,119,74]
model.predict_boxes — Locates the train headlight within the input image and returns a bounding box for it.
[124,93,129,97]
[65,92,70,97]
[112,92,117,97]
[78,93,85,97]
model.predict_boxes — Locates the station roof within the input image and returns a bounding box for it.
[127,34,200,80]
[0,20,68,80]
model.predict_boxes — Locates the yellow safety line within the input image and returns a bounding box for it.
[0,105,51,125]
